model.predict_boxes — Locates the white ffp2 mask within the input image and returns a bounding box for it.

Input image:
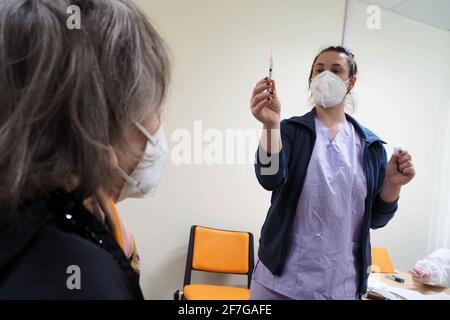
[310,70,351,108]
[117,123,168,202]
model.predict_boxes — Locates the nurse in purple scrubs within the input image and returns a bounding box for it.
[249,46,416,300]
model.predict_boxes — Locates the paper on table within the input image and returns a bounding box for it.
[367,277,450,300]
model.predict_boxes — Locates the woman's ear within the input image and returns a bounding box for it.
[141,109,162,135]
[348,75,357,92]
[108,146,119,168]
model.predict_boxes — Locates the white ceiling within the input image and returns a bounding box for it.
[362,0,450,31]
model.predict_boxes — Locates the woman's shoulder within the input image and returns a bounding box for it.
[0,192,143,300]
[0,222,141,299]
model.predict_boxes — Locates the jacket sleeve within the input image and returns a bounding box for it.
[254,120,293,191]
[371,144,399,229]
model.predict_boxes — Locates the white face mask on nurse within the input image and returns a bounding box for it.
[309,50,356,109]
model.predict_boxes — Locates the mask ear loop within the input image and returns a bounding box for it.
[134,122,164,163]
[109,144,140,187]
[116,166,139,187]
[134,122,158,147]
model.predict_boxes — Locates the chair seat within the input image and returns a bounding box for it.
[183,284,250,300]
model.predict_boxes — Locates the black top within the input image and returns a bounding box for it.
[0,190,144,300]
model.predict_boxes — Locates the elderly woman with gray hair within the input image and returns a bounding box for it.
[0,0,170,299]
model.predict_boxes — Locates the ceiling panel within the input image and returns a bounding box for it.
[361,0,406,10]
[394,0,450,31]
[362,0,450,31]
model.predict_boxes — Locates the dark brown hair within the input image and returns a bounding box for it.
[0,0,170,209]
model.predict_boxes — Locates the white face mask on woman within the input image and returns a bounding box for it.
[310,70,351,108]
[116,122,168,202]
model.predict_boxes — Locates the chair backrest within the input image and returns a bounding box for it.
[371,247,395,273]
[183,225,254,288]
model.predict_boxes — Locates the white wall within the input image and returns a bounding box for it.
[427,28,450,251]
[120,0,450,299]
[344,0,450,272]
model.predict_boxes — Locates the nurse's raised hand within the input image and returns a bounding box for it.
[386,149,416,186]
[380,149,416,203]
[250,78,281,129]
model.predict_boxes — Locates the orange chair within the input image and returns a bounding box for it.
[371,247,395,273]
[175,225,254,300]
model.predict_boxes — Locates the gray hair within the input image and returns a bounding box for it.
[0,0,171,210]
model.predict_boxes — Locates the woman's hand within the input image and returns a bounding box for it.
[250,77,281,129]
[380,149,416,203]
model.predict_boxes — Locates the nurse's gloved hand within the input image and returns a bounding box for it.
[250,77,281,128]
[385,149,416,187]
[410,266,431,284]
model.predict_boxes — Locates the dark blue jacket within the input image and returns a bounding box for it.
[254,108,398,294]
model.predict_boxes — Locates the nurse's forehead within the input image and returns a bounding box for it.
[315,52,348,66]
